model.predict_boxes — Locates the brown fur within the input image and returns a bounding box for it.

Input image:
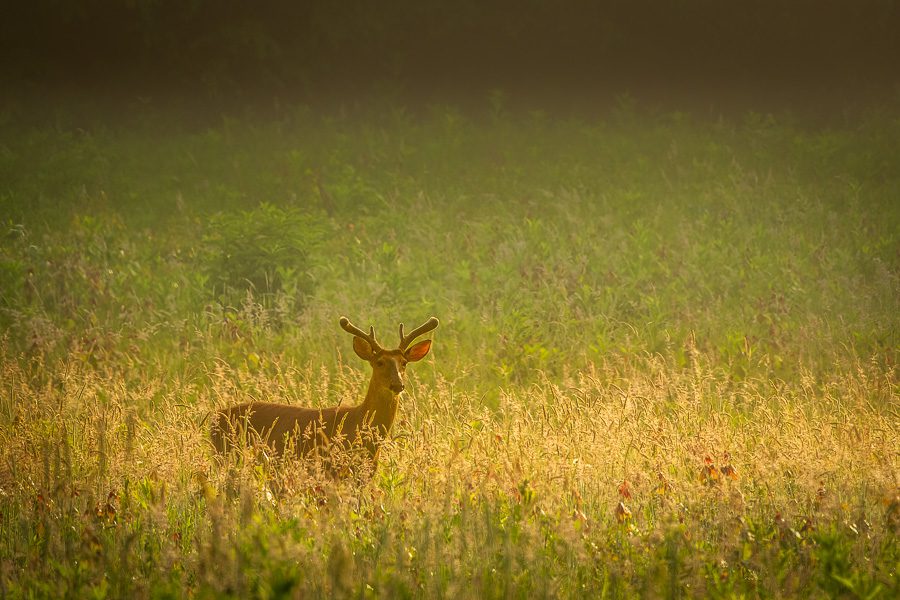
[210,318,436,470]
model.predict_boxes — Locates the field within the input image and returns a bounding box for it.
[1,96,898,598]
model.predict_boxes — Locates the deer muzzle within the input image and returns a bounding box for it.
[390,378,405,394]
[389,366,405,393]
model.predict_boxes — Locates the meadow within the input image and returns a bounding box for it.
[0,95,898,598]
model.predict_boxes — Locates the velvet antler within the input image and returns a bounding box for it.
[398,317,440,351]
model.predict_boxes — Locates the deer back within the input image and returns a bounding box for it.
[211,402,362,456]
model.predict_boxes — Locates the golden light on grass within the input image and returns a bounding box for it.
[1,345,896,596]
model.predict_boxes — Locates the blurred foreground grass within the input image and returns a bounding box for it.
[0,98,898,597]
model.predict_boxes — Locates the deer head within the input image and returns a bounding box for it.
[339,316,438,394]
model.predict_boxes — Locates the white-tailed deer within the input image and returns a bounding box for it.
[210,316,438,471]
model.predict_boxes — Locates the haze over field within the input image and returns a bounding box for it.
[1,3,898,598]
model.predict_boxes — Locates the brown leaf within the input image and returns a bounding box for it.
[615,501,632,523]
[701,463,720,484]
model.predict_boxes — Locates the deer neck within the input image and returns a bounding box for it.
[358,378,399,438]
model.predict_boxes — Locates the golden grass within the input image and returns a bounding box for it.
[1,343,896,597]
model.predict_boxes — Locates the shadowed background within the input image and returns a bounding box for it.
[3,0,898,111]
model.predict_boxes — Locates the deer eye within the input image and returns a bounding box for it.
[376,358,386,367]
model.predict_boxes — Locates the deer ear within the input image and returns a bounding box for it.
[405,339,432,362]
[353,336,376,361]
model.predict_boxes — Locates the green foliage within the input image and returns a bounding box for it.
[201,202,328,305]
[0,99,898,598]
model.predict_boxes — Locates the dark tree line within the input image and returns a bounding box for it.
[2,0,898,100]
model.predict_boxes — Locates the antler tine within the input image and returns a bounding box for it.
[339,316,384,353]
[398,317,440,350]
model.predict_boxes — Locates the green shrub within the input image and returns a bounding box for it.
[201,203,328,305]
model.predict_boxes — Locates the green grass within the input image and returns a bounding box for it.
[0,96,898,598]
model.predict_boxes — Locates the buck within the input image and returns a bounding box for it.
[211,316,438,471]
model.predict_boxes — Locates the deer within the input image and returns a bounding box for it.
[210,316,438,473]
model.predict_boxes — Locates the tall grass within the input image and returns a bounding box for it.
[1,98,898,597]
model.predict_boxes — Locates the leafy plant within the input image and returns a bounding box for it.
[201,202,328,305]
